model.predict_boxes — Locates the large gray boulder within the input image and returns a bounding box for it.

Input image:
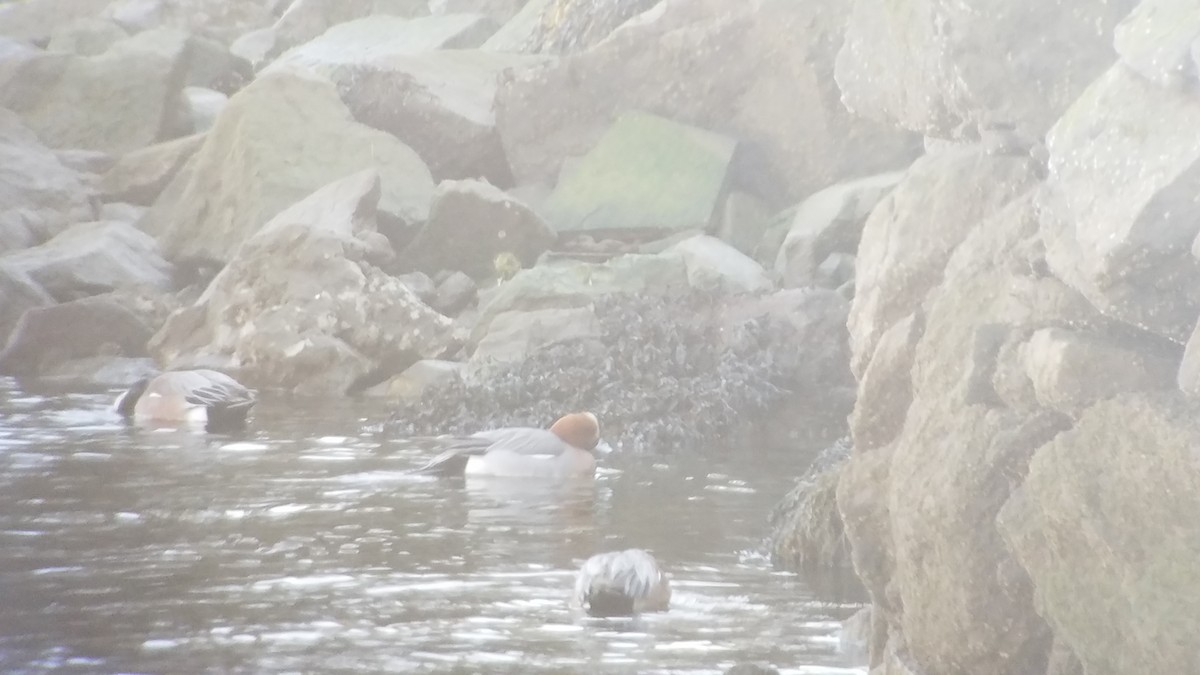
[139,71,434,262]
[999,393,1200,675]
[400,179,556,279]
[0,108,95,250]
[840,185,1099,675]
[1038,64,1200,343]
[7,28,190,154]
[0,294,154,376]
[1,221,173,301]
[835,0,1136,140]
[150,170,460,394]
[849,146,1037,377]
[343,49,542,187]
[266,17,533,187]
[495,0,917,202]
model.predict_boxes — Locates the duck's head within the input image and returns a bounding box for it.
[550,412,602,452]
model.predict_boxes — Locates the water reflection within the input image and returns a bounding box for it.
[0,378,865,673]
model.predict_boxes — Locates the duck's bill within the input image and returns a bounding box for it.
[593,439,614,456]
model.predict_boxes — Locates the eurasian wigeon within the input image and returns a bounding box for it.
[115,369,256,432]
[573,548,671,617]
[412,412,606,478]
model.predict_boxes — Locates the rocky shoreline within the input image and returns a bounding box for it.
[3,0,1200,673]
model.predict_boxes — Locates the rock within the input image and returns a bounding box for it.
[267,14,498,76]
[839,188,1105,675]
[479,0,552,52]
[1021,327,1178,417]
[835,0,1136,140]
[100,133,204,205]
[849,146,1037,378]
[1113,0,1200,88]
[712,191,772,258]
[0,108,95,249]
[176,86,226,135]
[9,27,190,154]
[541,111,737,238]
[228,27,276,70]
[661,235,773,296]
[432,271,477,316]
[429,0,524,24]
[999,393,1200,675]
[400,179,556,280]
[0,0,114,42]
[814,253,855,291]
[46,17,128,56]
[101,0,276,44]
[774,172,903,289]
[471,253,689,342]
[849,311,922,452]
[139,71,434,262]
[39,355,160,387]
[1,221,173,301]
[53,148,114,174]
[149,169,459,394]
[343,49,540,187]
[1039,65,1200,343]
[0,266,54,349]
[484,0,657,55]
[0,295,154,375]
[496,0,918,202]
[468,306,602,377]
[365,358,464,402]
[99,202,147,224]
[249,0,433,68]
[395,271,437,304]
[178,34,249,96]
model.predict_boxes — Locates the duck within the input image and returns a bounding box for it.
[115,369,256,432]
[411,412,605,478]
[573,549,671,617]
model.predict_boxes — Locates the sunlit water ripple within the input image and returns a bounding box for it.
[0,377,866,673]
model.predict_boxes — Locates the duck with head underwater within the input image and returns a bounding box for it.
[115,369,256,432]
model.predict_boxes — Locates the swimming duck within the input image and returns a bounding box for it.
[412,412,604,478]
[573,549,671,617]
[115,369,256,432]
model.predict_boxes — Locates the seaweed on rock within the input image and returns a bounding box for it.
[384,290,798,452]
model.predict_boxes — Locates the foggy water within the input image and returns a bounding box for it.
[0,377,865,674]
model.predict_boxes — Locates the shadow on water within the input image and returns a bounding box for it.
[0,378,866,673]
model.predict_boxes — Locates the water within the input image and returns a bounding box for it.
[0,377,866,674]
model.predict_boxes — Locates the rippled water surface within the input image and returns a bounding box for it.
[0,378,865,674]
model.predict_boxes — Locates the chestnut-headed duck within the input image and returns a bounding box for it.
[412,412,605,479]
[573,549,671,617]
[115,369,256,432]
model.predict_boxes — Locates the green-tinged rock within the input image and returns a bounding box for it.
[999,393,1200,675]
[139,71,434,262]
[541,111,736,237]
